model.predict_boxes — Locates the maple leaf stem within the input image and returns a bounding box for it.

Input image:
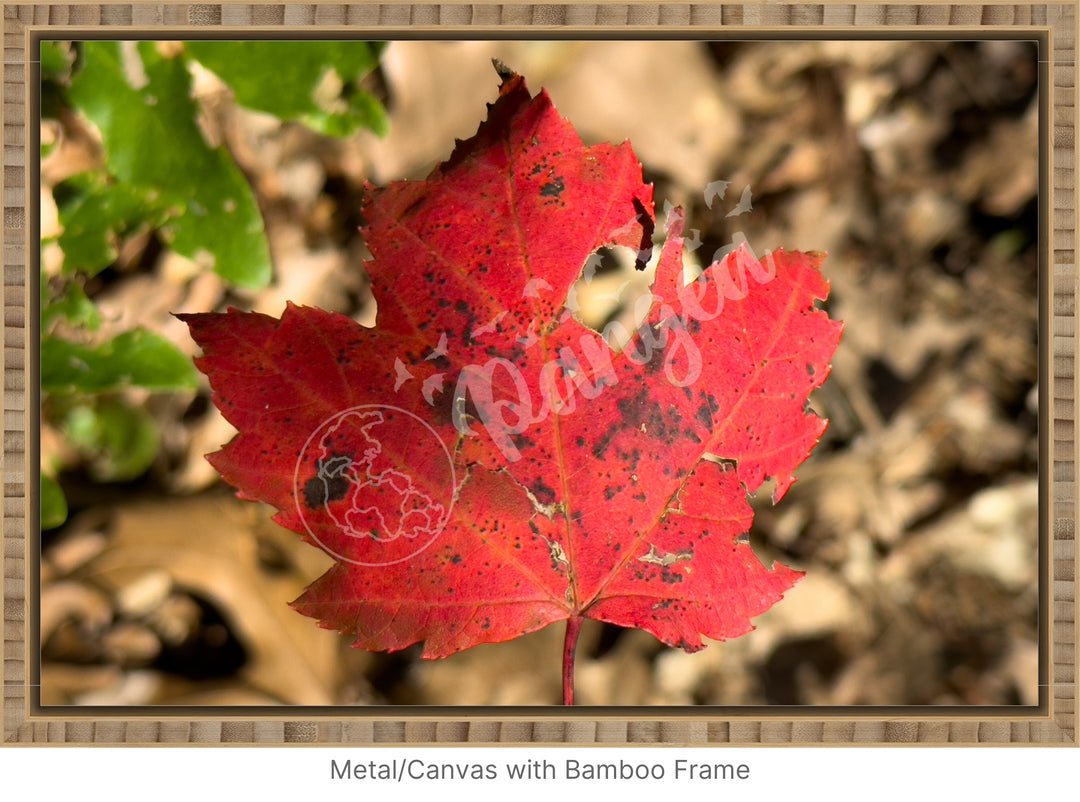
[562,615,584,705]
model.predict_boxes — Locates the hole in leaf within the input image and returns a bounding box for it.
[565,244,657,352]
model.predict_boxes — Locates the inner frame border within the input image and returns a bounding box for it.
[1,1,1075,746]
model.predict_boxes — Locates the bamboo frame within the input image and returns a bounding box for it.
[2,1,1075,745]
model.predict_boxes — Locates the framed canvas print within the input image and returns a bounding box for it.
[1,2,1074,749]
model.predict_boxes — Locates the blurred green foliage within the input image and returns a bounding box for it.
[41,329,199,395]
[185,40,389,138]
[69,41,272,288]
[58,397,162,482]
[40,472,68,530]
[52,171,172,278]
[40,39,387,529]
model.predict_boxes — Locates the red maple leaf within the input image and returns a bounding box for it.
[180,68,842,704]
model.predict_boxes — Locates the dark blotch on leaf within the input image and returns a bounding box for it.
[428,353,451,371]
[660,568,684,585]
[511,432,536,453]
[303,455,352,509]
[540,176,565,197]
[592,424,618,459]
[616,395,645,428]
[303,477,328,509]
[695,402,714,430]
[532,476,557,505]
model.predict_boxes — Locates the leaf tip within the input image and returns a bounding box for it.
[492,57,516,81]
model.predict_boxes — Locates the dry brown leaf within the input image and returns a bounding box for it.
[82,495,341,705]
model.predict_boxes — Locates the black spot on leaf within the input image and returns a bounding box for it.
[532,476,557,505]
[303,455,352,509]
[540,176,565,197]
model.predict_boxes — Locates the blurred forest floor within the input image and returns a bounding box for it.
[40,40,1039,706]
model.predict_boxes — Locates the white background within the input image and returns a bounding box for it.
[2,745,1078,800]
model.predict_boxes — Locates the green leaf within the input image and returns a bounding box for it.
[40,273,102,332]
[68,41,272,289]
[41,42,74,120]
[185,40,389,137]
[41,472,68,530]
[41,40,72,77]
[62,398,160,482]
[309,88,388,138]
[41,328,198,394]
[53,171,174,277]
